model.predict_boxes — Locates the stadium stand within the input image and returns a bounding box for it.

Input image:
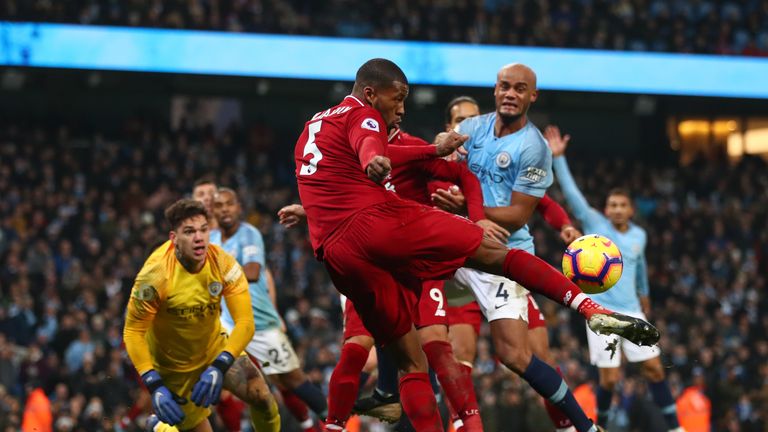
[2,0,768,56]
[0,115,766,430]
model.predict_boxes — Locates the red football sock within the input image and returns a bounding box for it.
[422,341,482,431]
[216,392,246,431]
[325,342,369,426]
[281,389,313,431]
[399,372,443,432]
[544,367,574,429]
[502,249,589,310]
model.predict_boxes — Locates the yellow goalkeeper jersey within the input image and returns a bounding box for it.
[123,240,254,374]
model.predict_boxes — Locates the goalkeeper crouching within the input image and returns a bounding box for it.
[123,199,281,432]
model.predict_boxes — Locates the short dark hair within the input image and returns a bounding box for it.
[165,199,209,230]
[606,187,633,202]
[445,96,479,124]
[353,58,408,92]
[193,177,216,189]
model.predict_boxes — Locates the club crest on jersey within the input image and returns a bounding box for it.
[134,283,157,301]
[495,151,511,168]
[361,118,380,132]
[208,281,223,297]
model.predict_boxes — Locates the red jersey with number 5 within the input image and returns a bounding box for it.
[295,95,395,256]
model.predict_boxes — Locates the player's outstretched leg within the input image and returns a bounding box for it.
[223,356,280,432]
[466,239,660,346]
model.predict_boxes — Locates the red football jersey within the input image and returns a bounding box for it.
[295,96,395,255]
[387,130,486,221]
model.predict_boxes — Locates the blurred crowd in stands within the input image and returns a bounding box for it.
[4,0,768,56]
[0,115,766,432]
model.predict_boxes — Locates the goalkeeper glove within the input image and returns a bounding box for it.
[142,370,186,425]
[191,351,235,407]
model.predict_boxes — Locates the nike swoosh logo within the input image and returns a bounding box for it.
[602,240,612,247]
[495,304,507,309]
[154,393,164,411]
[209,371,220,399]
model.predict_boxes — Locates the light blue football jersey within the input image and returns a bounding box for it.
[211,223,282,330]
[553,156,649,313]
[458,113,553,253]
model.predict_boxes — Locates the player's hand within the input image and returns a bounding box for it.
[476,219,510,244]
[142,370,187,425]
[191,351,235,407]
[431,186,466,214]
[544,125,571,157]
[560,225,582,244]
[278,204,306,228]
[366,155,392,183]
[434,131,469,157]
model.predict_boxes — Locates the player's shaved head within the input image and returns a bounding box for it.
[215,187,238,202]
[497,63,537,89]
[494,63,538,125]
[353,58,408,91]
[352,58,409,131]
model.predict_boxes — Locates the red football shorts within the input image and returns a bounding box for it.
[413,280,449,329]
[446,301,483,335]
[323,200,483,344]
[527,294,547,330]
[342,298,371,340]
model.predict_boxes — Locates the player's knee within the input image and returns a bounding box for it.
[243,377,275,407]
[417,325,448,344]
[467,238,508,271]
[452,343,475,364]
[497,344,532,375]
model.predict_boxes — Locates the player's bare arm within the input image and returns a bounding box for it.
[483,191,541,232]
[243,262,261,282]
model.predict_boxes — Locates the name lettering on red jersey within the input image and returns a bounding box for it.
[311,106,352,121]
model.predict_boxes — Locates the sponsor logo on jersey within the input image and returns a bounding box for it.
[521,166,547,183]
[361,118,380,132]
[495,151,512,168]
[243,245,260,257]
[208,281,223,297]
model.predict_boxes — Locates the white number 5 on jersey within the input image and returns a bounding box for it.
[300,120,323,176]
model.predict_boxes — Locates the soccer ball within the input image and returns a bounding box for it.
[562,234,623,294]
